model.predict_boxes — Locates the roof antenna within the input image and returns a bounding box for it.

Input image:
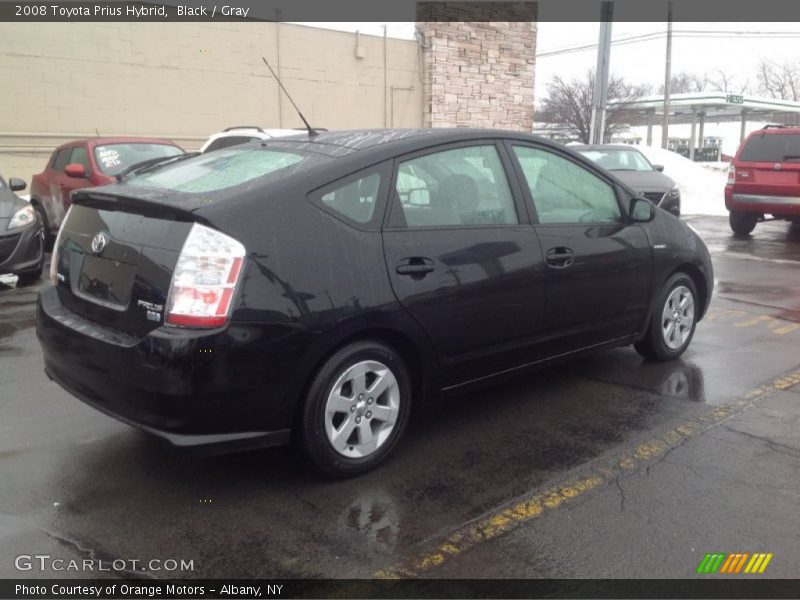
[261,56,318,137]
[95,128,100,137]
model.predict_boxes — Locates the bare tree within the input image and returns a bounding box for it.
[708,69,749,94]
[757,59,800,101]
[658,69,748,95]
[660,71,709,94]
[539,70,651,143]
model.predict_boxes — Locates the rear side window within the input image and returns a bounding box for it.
[320,173,381,224]
[513,146,621,225]
[127,147,305,193]
[394,145,518,228]
[205,136,258,153]
[739,133,800,162]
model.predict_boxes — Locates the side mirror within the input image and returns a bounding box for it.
[9,177,26,192]
[629,197,655,223]
[407,188,431,206]
[64,163,87,179]
[653,164,664,172]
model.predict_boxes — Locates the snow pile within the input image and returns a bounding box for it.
[636,145,728,216]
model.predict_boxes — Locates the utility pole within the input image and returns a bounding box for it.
[661,1,673,149]
[589,2,614,144]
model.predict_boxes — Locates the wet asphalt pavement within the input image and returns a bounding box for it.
[1,215,799,580]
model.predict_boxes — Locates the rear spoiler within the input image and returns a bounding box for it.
[71,189,208,223]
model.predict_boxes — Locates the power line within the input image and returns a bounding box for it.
[537,29,800,58]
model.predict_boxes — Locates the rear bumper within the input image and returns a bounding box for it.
[726,191,800,215]
[36,285,294,452]
[0,221,44,276]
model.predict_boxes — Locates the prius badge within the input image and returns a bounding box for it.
[91,232,108,255]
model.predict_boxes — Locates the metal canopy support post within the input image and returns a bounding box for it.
[589,2,614,144]
[661,1,673,149]
[689,107,698,161]
[646,108,655,146]
[698,112,705,150]
[740,110,748,143]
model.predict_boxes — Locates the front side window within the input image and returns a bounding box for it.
[52,149,73,171]
[69,146,92,175]
[394,145,517,228]
[513,146,621,225]
[320,173,381,224]
[93,143,183,176]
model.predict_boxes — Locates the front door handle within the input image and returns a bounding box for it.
[545,247,575,269]
[395,257,435,278]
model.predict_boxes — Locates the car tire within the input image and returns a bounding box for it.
[729,211,758,236]
[635,273,699,362]
[298,340,412,477]
[31,202,53,250]
[16,265,43,286]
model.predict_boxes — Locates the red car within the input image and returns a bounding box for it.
[30,137,184,243]
[725,125,800,235]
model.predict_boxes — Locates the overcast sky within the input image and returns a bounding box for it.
[296,22,800,102]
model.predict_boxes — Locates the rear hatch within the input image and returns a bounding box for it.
[733,131,800,197]
[52,193,195,338]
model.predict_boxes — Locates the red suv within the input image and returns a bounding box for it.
[30,137,183,244]
[725,125,800,235]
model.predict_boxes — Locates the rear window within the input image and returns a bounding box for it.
[127,147,305,193]
[93,143,183,176]
[739,133,800,162]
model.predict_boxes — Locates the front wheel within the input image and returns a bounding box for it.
[31,202,53,250]
[635,274,698,361]
[729,211,758,236]
[298,340,411,477]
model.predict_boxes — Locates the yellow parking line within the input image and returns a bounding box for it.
[734,315,773,328]
[773,323,800,335]
[375,367,800,578]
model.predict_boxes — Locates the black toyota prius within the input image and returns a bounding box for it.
[36,129,713,476]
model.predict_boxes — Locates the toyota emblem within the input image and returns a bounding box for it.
[91,232,108,255]
[774,163,782,171]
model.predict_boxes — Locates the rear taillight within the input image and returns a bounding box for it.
[726,165,736,185]
[49,207,71,285]
[165,223,246,328]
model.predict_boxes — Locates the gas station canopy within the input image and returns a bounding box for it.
[609,92,800,120]
[607,93,800,159]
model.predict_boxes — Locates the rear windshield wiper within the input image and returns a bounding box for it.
[782,154,800,161]
[116,152,199,181]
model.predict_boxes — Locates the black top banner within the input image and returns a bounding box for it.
[3,0,800,22]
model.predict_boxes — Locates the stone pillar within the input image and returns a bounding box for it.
[417,4,537,130]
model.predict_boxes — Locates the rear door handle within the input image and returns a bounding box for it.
[545,247,575,269]
[395,257,435,277]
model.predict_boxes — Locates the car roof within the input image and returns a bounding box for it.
[570,144,644,151]
[748,125,800,135]
[57,137,179,149]
[216,127,305,137]
[260,128,563,160]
